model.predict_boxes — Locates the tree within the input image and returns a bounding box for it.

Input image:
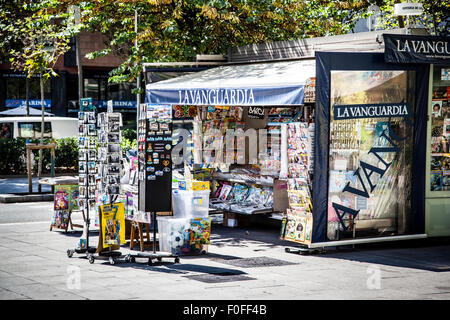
[65,0,377,87]
[6,0,77,190]
[372,0,450,35]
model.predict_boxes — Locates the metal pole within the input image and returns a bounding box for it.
[76,34,83,103]
[135,10,140,136]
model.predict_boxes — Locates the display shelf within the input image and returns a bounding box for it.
[212,173,274,187]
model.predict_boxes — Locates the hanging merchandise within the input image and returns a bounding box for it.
[138,104,173,212]
[281,122,314,245]
[97,111,123,205]
[67,98,98,258]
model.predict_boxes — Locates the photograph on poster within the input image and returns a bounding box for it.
[88,124,97,136]
[98,113,105,126]
[89,174,96,185]
[108,164,120,174]
[108,154,120,163]
[433,101,443,118]
[98,131,107,144]
[88,161,96,172]
[78,112,86,122]
[79,186,86,198]
[78,124,85,135]
[88,137,96,148]
[79,149,87,161]
[108,121,120,133]
[107,175,120,185]
[107,185,120,195]
[79,174,87,186]
[108,133,120,143]
[78,137,86,147]
[79,161,86,173]
[108,144,120,153]
[98,147,107,161]
[87,112,96,123]
[88,186,96,197]
[89,149,97,160]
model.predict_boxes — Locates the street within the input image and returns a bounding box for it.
[0,201,450,300]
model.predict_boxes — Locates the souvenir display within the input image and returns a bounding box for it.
[138,104,173,212]
[97,111,123,203]
[281,122,314,244]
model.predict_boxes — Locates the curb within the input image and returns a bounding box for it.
[0,193,54,203]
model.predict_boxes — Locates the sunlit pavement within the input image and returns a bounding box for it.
[1,201,450,300]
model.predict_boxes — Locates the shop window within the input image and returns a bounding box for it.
[18,122,52,139]
[430,65,450,192]
[327,70,416,240]
[0,122,13,139]
[5,77,51,100]
[107,82,135,101]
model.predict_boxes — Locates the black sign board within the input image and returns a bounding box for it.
[384,34,450,64]
[138,105,173,212]
[247,106,265,119]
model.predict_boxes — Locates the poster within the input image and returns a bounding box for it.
[54,185,80,211]
[100,203,125,247]
[282,209,313,245]
[189,217,211,245]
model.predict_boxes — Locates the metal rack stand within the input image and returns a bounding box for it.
[125,212,180,265]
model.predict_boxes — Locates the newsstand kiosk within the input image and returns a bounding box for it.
[144,37,449,253]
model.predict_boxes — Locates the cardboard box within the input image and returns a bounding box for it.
[223,212,238,228]
[191,180,210,191]
[273,179,289,212]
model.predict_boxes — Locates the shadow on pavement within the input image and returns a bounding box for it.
[308,238,450,272]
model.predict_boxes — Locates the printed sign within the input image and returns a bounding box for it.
[247,106,265,119]
[384,34,450,64]
[333,103,410,120]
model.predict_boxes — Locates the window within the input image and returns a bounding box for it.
[18,122,52,139]
[327,70,416,240]
[5,77,51,100]
[429,65,450,192]
[107,82,135,101]
[0,122,13,139]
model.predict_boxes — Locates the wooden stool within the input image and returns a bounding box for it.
[130,221,151,252]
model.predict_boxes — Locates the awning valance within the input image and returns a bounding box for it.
[146,59,315,106]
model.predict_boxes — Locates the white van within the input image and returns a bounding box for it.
[0,116,78,139]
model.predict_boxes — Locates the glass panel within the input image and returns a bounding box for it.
[84,78,99,100]
[0,122,13,139]
[327,70,416,240]
[430,65,450,192]
[107,82,135,101]
[18,122,52,139]
[6,77,51,100]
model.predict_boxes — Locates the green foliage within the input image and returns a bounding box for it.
[0,137,28,174]
[373,0,449,36]
[73,0,377,84]
[120,137,137,156]
[0,137,79,175]
[54,138,79,169]
[121,128,137,141]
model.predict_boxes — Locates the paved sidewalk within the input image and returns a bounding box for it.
[1,206,450,300]
[0,177,51,194]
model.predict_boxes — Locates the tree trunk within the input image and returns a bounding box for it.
[26,77,30,116]
[38,76,45,193]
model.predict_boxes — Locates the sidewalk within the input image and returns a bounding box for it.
[1,214,450,300]
[0,177,52,203]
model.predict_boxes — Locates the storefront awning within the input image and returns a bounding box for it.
[146,59,315,106]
